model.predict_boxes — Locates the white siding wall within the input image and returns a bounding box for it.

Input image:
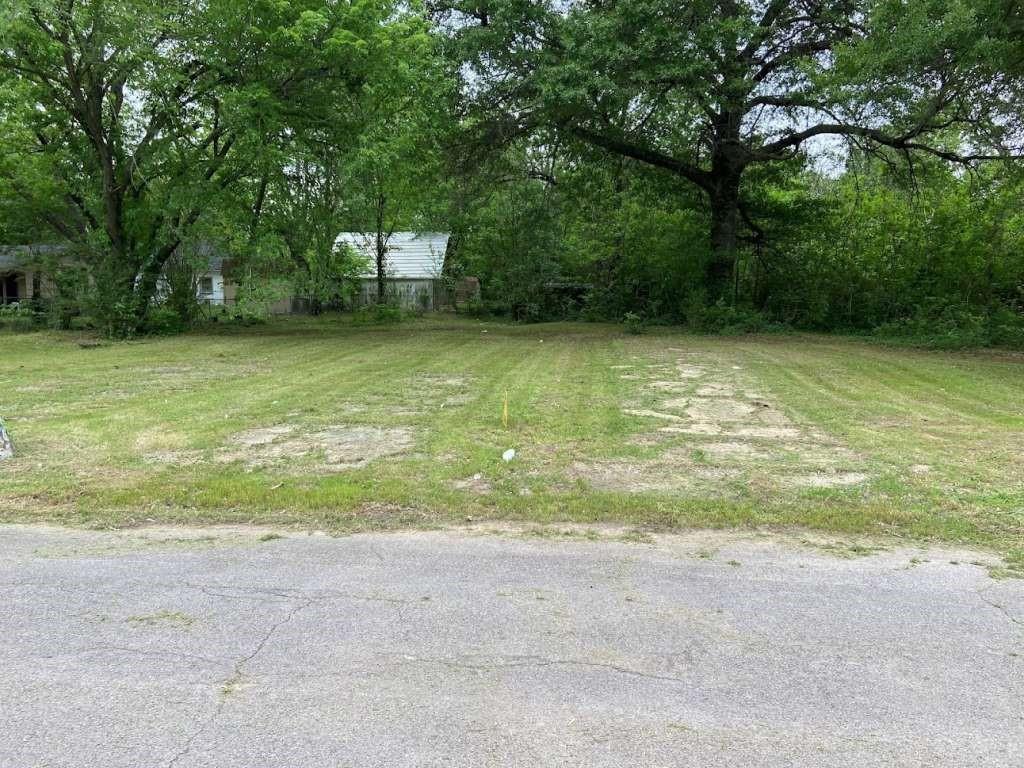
[358,278,438,309]
[336,232,450,280]
[197,271,226,304]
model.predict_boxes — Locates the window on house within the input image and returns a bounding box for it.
[198,276,214,296]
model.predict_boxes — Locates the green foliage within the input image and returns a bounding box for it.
[0,0,427,335]
[754,157,1024,340]
[0,302,38,331]
[622,312,645,335]
[874,304,1024,350]
[445,0,1021,299]
[142,306,189,336]
[0,1,1022,344]
[456,177,565,322]
[352,303,406,324]
[290,243,368,312]
[456,298,489,319]
[687,301,777,335]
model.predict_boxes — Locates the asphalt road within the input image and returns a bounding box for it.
[1,524,1021,767]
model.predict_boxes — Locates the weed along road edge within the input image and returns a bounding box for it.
[0,524,1021,767]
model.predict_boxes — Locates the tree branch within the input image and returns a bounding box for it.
[756,123,1016,163]
[569,126,713,190]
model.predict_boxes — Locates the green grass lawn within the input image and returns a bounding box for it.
[1,316,1022,561]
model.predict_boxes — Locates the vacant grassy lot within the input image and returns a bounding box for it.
[1,317,1022,558]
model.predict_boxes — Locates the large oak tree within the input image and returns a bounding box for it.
[440,0,1023,297]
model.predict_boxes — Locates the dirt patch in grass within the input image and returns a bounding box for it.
[452,474,492,495]
[779,471,870,488]
[648,380,690,392]
[589,351,872,494]
[696,383,737,397]
[624,408,686,422]
[221,424,414,470]
[142,450,203,466]
[232,425,297,447]
[728,426,804,440]
[674,397,760,422]
[418,374,471,387]
[314,426,414,467]
[570,460,739,493]
[692,441,778,460]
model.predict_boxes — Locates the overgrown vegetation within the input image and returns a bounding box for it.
[0,1,1020,343]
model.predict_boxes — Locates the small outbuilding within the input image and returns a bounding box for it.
[336,232,451,310]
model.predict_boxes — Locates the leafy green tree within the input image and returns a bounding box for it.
[340,20,454,303]
[0,0,404,334]
[440,0,1022,299]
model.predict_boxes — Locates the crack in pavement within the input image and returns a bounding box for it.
[977,585,1023,632]
[191,582,422,606]
[164,594,315,768]
[189,584,306,603]
[398,654,690,686]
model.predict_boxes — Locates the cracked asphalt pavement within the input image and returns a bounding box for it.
[1,524,1022,767]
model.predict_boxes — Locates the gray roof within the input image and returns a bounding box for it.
[183,241,226,273]
[336,232,450,279]
[0,243,226,272]
[0,244,66,269]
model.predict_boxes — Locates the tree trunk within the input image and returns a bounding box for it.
[375,194,387,304]
[707,183,741,302]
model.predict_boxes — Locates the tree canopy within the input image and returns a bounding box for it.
[0,0,420,332]
[441,0,1023,296]
[0,0,1022,344]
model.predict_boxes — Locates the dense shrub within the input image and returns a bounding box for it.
[687,301,778,334]
[142,305,189,335]
[0,301,38,331]
[874,304,1024,350]
[352,303,405,324]
[622,311,645,334]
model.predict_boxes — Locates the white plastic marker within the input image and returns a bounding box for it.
[0,418,12,460]
[502,449,516,462]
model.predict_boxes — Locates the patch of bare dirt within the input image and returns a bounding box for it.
[452,474,492,495]
[232,425,296,447]
[658,423,724,436]
[314,426,414,467]
[693,441,778,460]
[583,349,874,494]
[570,461,739,493]
[221,424,414,470]
[675,364,706,378]
[623,409,685,422]
[648,380,690,392]
[696,383,737,397]
[663,397,758,422]
[728,426,804,440]
[418,374,470,388]
[780,472,869,488]
[142,451,203,466]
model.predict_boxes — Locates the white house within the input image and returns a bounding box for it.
[1,243,227,306]
[336,231,450,310]
[183,243,228,306]
[0,245,63,304]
